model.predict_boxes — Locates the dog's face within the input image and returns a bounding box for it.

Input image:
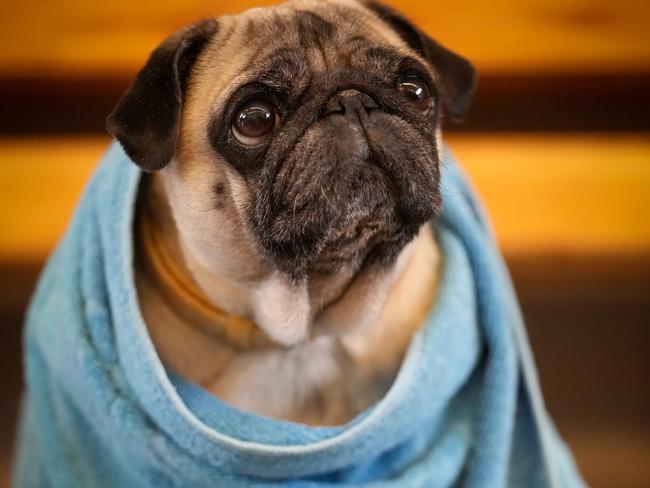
[108,0,475,283]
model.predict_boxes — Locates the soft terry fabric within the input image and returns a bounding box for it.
[14,141,585,487]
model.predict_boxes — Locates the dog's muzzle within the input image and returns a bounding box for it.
[252,72,440,277]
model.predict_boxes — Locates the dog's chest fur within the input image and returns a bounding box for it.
[135,189,440,426]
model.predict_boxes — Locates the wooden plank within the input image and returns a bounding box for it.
[447,133,650,254]
[0,0,648,77]
[0,134,649,261]
[0,138,104,260]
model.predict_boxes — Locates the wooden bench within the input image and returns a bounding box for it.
[1,134,648,261]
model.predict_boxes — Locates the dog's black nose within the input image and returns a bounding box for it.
[322,89,379,117]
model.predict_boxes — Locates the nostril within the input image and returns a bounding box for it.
[322,90,379,118]
[359,93,379,113]
[322,97,346,117]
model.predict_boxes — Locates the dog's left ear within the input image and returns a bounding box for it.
[107,19,219,171]
[363,1,476,122]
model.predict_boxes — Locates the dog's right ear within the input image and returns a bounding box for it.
[363,1,476,123]
[107,19,219,172]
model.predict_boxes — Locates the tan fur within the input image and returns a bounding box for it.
[137,180,439,424]
[135,0,443,425]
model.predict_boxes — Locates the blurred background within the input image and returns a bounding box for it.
[0,0,649,486]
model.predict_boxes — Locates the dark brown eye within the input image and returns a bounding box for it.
[397,78,432,112]
[232,100,279,145]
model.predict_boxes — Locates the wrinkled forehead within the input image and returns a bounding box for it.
[189,0,419,111]
[233,0,403,62]
[229,0,405,57]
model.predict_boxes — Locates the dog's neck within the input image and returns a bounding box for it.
[142,172,420,346]
[135,173,441,424]
[138,201,271,350]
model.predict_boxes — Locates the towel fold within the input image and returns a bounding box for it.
[14,142,585,487]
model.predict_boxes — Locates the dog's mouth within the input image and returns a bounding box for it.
[251,86,441,277]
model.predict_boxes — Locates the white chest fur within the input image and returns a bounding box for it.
[136,193,440,426]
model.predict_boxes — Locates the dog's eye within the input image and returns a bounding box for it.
[397,78,432,112]
[232,100,279,146]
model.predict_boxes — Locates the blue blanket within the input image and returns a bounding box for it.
[14,141,585,487]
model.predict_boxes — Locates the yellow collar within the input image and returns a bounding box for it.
[138,205,270,350]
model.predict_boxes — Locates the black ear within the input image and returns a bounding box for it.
[107,19,219,171]
[364,1,476,122]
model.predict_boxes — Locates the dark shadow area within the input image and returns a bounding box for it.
[1,72,649,135]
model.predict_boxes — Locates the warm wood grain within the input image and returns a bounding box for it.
[0,138,103,260]
[1,134,649,261]
[447,133,650,254]
[0,0,648,78]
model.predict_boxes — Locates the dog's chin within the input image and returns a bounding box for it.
[256,111,440,278]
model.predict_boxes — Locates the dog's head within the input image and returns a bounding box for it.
[108,0,475,279]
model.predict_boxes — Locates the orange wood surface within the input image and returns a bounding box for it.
[1,134,648,262]
[0,0,648,78]
[447,133,650,254]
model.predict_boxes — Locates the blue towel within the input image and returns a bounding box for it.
[14,141,585,487]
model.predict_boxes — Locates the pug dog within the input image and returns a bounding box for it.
[107,0,475,426]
